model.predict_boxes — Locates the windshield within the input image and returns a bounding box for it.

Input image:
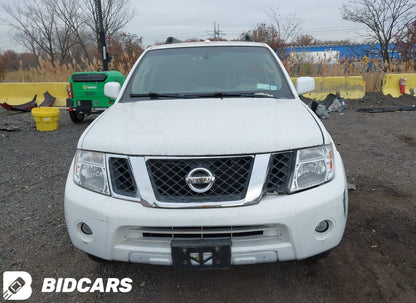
[122,46,294,101]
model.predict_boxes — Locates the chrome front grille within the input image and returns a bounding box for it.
[146,157,254,203]
[108,152,295,205]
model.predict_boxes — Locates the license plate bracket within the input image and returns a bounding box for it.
[171,238,231,269]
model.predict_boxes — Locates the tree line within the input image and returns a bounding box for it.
[0,0,415,78]
[0,0,142,70]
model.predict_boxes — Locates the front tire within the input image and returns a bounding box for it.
[308,249,331,261]
[69,111,85,123]
[87,253,110,263]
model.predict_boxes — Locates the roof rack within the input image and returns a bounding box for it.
[240,34,253,42]
[165,37,182,44]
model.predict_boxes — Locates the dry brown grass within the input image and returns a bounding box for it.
[362,73,384,93]
[2,54,414,93]
[283,56,415,92]
[112,52,141,76]
[3,53,139,82]
[4,57,102,82]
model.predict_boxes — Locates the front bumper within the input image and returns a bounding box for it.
[64,152,348,266]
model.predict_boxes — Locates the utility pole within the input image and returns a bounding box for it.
[94,0,109,71]
[212,22,224,41]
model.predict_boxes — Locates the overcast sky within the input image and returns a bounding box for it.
[0,0,369,52]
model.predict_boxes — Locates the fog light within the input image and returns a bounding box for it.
[80,223,93,235]
[315,220,329,233]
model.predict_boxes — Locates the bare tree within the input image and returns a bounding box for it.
[240,8,302,56]
[342,0,416,66]
[0,55,4,80]
[396,20,416,70]
[293,34,318,46]
[240,23,284,50]
[83,0,136,55]
[266,8,302,44]
[2,1,57,65]
[1,0,136,68]
[107,32,144,73]
[2,0,78,66]
[53,0,93,63]
[398,20,416,58]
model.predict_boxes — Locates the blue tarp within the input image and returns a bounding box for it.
[284,44,401,61]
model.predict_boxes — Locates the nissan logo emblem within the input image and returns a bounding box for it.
[185,168,215,193]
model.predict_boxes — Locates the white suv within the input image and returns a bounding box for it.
[64,40,348,269]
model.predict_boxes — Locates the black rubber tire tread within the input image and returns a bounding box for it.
[86,253,110,263]
[69,111,85,123]
[308,249,331,261]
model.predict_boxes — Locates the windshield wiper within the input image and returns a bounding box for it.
[193,92,276,99]
[129,92,190,99]
[129,91,276,100]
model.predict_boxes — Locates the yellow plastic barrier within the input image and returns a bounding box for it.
[291,76,366,100]
[31,107,60,131]
[382,73,416,98]
[4,75,405,106]
[0,82,68,107]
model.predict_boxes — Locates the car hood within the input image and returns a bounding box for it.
[79,98,326,156]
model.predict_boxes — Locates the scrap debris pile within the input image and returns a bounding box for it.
[0,92,56,112]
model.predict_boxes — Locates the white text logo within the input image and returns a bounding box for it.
[41,278,133,293]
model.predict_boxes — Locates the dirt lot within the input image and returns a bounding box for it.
[1,93,415,303]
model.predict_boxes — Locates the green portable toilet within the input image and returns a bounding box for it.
[66,71,125,123]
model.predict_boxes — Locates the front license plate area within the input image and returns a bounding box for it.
[171,238,231,269]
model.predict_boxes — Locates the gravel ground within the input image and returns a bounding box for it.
[0,93,415,303]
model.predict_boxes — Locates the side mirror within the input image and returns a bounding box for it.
[296,77,315,95]
[104,82,121,99]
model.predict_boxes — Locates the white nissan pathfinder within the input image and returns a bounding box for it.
[64,40,348,269]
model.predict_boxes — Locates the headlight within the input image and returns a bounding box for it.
[290,144,334,192]
[73,150,110,195]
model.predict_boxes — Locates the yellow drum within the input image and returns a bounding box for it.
[31,107,60,131]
